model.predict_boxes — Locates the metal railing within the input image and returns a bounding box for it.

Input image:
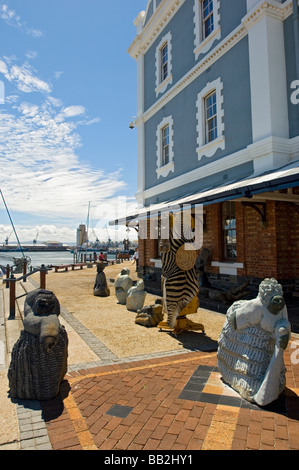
[4,264,49,319]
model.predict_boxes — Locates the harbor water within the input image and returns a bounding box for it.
[0,250,116,269]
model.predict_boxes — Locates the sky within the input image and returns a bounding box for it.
[0,0,147,245]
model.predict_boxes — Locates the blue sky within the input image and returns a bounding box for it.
[0,0,147,244]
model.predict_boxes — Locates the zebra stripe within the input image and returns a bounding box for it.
[161,213,199,328]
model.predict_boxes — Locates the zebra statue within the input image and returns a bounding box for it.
[160,211,203,332]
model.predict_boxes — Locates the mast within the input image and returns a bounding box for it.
[0,189,26,259]
[85,201,90,254]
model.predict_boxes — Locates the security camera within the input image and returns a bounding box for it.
[129,121,135,129]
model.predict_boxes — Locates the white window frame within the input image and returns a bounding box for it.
[156,115,174,178]
[155,31,173,97]
[193,0,221,60]
[196,77,225,161]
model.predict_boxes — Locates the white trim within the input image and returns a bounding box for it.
[155,31,173,96]
[246,1,289,143]
[193,0,221,60]
[156,115,175,178]
[196,77,225,161]
[136,135,299,202]
[150,258,163,268]
[128,0,186,59]
[211,261,244,276]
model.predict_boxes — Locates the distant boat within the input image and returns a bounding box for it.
[0,245,28,252]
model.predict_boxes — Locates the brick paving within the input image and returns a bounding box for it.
[2,277,299,452]
[40,343,299,451]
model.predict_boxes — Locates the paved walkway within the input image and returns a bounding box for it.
[1,276,299,451]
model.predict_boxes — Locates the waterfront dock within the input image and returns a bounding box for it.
[0,261,299,451]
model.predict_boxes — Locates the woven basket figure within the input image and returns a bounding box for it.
[176,244,197,271]
[158,212,204,334]
[8,289,68,401]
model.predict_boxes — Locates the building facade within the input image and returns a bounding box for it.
[124,0,299,310]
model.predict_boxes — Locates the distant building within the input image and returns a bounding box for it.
[76,224,87,247]
[113,0,299,308]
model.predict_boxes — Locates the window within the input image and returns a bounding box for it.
[205,91,217,143]
[222,202,237,260]
[161,43,168,83]
[155,32,173,96]
[193,0,221,59]
[202,0,214,40]
[156,115,174,178]
[196,77,225,160]
[161,124,170,166]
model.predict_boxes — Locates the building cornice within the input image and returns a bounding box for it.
[128,0,186,59]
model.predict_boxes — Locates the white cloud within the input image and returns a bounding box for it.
[0,222,137,245]
[0,97,129,222]
[25,50,38,60]
[54,71,63,80]
[57,105,86,121]
[0,58,51,93]
[0,3,43,37]
[10,63,51,93]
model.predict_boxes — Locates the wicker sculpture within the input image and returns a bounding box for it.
[8,289,68,401]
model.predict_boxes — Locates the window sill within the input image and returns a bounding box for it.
[194,26,221,60]
[155,73,173,97]
[211,261,243,276]
[197,135,225,161]
[150,258,162,268]
[156,161,174,179]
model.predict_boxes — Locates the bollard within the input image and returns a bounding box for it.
[39,264,48,289]
[5,265,10,289]
[9,275,16,319]
[23,259,27,282]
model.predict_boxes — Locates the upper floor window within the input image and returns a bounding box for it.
[155,32,173,97]
[205,91,217,143]
[202,0,214,40]
[193,0,221,60]
[156,115,174,179]
[161,124,170,166]
[161,43,169,83]
[196,77,225,161]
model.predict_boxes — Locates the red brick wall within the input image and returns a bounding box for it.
[138,197,299,286]
[275,201,299,280]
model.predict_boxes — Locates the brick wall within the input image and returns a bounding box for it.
[138,195,299,290]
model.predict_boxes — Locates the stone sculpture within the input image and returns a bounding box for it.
[135,301,164,327]
[217,278,290,406]
[8,289,68,401]
[126,279,146,312]
[93,262,110,297]
[114,268,133,304]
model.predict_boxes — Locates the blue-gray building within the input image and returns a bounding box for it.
[119,0,299,314]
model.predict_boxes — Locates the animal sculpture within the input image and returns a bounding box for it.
[217,278,290,406]
[160,212,200,328]
[8,289,68,400]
